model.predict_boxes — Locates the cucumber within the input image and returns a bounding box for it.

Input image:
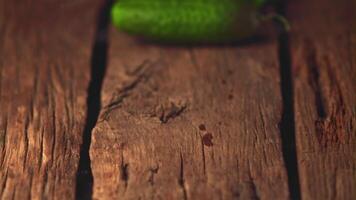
[111,0,268,43]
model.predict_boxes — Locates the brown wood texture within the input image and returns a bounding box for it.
[1,0,356,199]
[89,28,290,198]
[289,0,356,199]
[0,1,100,199]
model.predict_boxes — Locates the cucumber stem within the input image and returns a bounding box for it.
[258,13,290,32]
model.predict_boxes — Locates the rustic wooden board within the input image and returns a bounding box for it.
[90,26,290,198]
[0,1,99,199]
[289,0,356,199]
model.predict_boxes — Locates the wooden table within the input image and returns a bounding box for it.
[0,0,355,199]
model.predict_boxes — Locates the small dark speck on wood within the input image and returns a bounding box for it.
[202,133,214,147]
[199,124,206,131]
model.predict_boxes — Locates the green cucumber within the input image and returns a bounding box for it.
[111,0,278,43]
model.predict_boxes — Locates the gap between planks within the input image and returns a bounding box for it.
[75,0,113,199]
[276,1,302,199]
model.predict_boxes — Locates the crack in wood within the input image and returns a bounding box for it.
[148,165,159,185]
[201,139,206,176]
[126,59,151,76]
[75,1,113,199]
[158,103,187,124]
[178,153,188,200]
[23,115,30,171]
[0,116,7,168]
[304,41,327,119]
[301,40,353,148]
[258,104,268,141]
[276,1,302,199]
[120,152,129,189]
[101,61,155,120]
[100,57,166,122]
[197,124,207,176]
[315,55,351,148]
[38,127,44,172]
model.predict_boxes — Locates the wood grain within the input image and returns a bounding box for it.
[0,1,99,199]
[90,28,290,199]
[289,0,356,199]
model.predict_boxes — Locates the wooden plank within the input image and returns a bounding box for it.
[0,1,100,199]
[288,0,356,199]
[90,28,290,198]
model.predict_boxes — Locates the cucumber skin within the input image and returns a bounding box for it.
[111,0,266,43]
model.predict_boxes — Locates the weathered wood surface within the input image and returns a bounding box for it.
[0,1,99,199]
[289,0,356,199]
[90,26,290,199]
[1,0,356,199]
